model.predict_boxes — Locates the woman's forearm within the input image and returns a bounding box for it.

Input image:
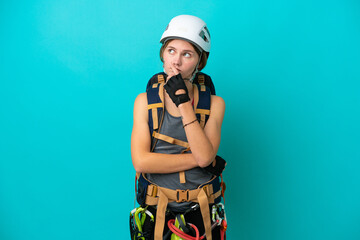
[132,151,199,173]
[178,101,216,167]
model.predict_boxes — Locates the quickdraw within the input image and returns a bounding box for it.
[130,206,155,240]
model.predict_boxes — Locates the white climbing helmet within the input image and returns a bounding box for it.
[160,15,211,53]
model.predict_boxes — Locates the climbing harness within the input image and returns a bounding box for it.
[131,72,227,240]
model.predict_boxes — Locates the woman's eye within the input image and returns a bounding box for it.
[184,52,191,58]
[168,49,175,54]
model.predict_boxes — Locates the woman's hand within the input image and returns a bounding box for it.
[164,65,190,107]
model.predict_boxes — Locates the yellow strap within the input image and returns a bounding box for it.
[200,114,205,128]
[147,184,158,197]
[179,171,186,184]
[148,84,165,131]
[179,148,190,184]
[195,108,211,115]
[154,190,168,240]
[152,132,190,148]
[152,108,158,130]
[148,103,163,109]
[200,85,206,92]
[157,74,165,83]
[159,83,164,103]
[145,184,220,204]
[198,188,212,240]
[181,147,191,153]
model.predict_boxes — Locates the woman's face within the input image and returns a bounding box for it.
[162,39,200,80]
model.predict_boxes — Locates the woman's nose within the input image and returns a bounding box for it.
[172,54,181,66]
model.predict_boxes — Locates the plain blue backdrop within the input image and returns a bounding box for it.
[1,0,360,239]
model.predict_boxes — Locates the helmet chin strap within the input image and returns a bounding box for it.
[189,51,203,83]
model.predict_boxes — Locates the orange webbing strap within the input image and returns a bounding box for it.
[181,147,191,153]
[154,190,168,240]
[146,184,222,240]
[152,108,158,129]
[152,132,190,184]
[179,149,190,184]
[158,83,164,102]
[197,110,206,128]
[145,185,221,205]
[198,188,212,240]
[148,103,162,130]
[152,132,190,149]
[195,108,211,116]
[157,74,165,83]
[152,188,215,240]
[179,171,186,184]
[148,82,164,131]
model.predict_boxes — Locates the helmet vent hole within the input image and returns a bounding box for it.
[199,30,209,43]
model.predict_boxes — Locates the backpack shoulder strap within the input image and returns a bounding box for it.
[193,72,216,95]
[146,73,166,151]
[193,80,212,128]
[146,72,165,92]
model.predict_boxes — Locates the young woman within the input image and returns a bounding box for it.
[131,15,225,240]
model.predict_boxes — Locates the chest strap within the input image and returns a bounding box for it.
[152,129,191,184]
[152,132,190,149]
[151,132,189,184]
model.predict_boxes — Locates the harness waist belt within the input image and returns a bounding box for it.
[146,184,221,205]
[145,184,221,240]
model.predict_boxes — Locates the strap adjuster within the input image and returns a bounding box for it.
[202,185,212,197]
[150,185,158,197]
[176,189,189,203]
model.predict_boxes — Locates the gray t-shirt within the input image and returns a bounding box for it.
[146,109,212,211]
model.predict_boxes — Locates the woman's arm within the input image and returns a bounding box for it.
[131,93,199,173]
[165,66,225,168]
[178,95,225,167]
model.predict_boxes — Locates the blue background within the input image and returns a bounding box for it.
[1,0,360,239]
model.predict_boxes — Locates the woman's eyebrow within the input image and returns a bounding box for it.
[167,45,195,53]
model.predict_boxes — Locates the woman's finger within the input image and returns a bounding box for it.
[171,64,180,75]
[166,64,179,81]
